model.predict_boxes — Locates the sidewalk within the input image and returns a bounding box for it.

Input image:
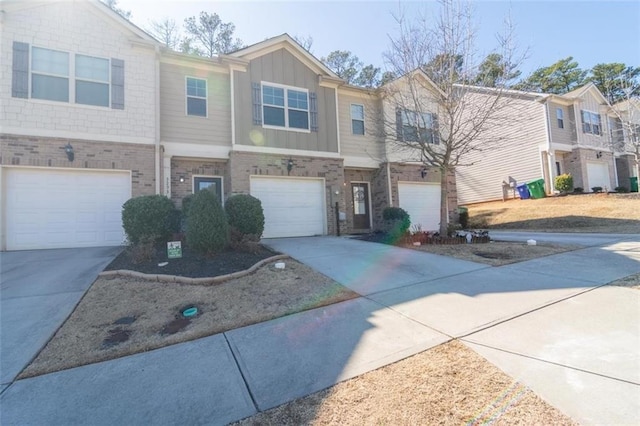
[1,235,638,425]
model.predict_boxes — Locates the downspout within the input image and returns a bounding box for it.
[542,99,554,193]
[386,161,393,207]
[154,45,161,195]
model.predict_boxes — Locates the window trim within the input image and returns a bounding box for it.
[581,109,601,136]
[401,109,438,144]
[261,81,310,133]
[185,76,208,118]
[350,103,365,136]
[192,175,224,205]
[556,108,564,129]
[29,45,113,108]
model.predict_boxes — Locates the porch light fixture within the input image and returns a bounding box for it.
[596,151,603,159]
[286,158,294,175]
[64,143,74,162]
[179,176,185,183]
[420,167,428,178]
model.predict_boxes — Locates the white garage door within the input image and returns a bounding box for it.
[250,176,325,238]
[398,182,441,232]
[5,168,130,250]
[586,162,611,191]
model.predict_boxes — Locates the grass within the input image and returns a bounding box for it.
[467,193,640,233]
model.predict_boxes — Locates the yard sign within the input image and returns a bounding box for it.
[167,241,182,259]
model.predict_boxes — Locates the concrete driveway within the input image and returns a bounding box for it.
[0,247,121,389]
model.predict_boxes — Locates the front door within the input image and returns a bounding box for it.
[351,183,370,230]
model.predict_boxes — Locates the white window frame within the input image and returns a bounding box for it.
[185,76,208,118]
[75,53,111,107]
[261,81,310,133]
[29,46,112,108]
[556,108,564,129]
[581,110,601,136]
[401,109,437,144]
[30,46,70,103]
[350,103,365,135]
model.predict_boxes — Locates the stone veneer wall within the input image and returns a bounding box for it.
[0,134,155,197]
[170,158,229,207]
[228,151,346,235]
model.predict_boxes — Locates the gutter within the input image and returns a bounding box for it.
[155,45,161,195]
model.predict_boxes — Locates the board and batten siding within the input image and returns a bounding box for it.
[338,91,383,160]
[456,94,548,204]
[575,91,609,149]
[548,101,575,146]
[233,48,338,153]
[159,62,231,146]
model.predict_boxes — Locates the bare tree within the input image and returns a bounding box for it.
[293,34,314,53]
[147,18,180,50]
[381,0,526,234]
[101,0,131,20]
[609,89,640,180]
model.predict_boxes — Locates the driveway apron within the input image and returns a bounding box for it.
[0,247,121,386]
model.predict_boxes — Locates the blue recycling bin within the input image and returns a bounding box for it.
[516,183,530,199]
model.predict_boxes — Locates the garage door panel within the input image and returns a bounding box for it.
[5,168,130,250]
[250,177,325,238]
[398,182,441,232]
[586,162,610,190]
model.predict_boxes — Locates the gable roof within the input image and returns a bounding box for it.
[229,33,343,82]
[382,68,447,99]
[563,82,609,104]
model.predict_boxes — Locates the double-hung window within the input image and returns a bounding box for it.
[351,104,365,135]
[400,109,438,144]
[556,108,564,129]
[262,83,309,131]
[581,110,601,135]
[186,77,207,117]
[75,54,110,107]
[31,47,69,102]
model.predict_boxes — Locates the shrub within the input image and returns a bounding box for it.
[225,194,265,241]
[591,186,603,193]
[186,189,229,254]
[122,195,178,244]
[382,207,411,240]
[615,186,629,193]
[458,207,468,228]
[573,187,584,193]
[125,237,156,264]
[554,173,574,194]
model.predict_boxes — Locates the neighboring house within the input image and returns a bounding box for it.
[0,1,452,250]
[456,83,638,205]
[1,0,160,251]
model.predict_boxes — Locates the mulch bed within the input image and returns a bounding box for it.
[104,242,279,278]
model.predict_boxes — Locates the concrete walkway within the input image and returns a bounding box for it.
[1,235,638,425]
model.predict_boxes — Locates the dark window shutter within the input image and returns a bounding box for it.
[309,92,318,132]
[111,58,124,109]
[252,82,262,125]
[12,41,29,99]
[396,108,403,141]
[432,113,440,145]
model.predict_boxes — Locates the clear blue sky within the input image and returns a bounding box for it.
[122,0,640,77]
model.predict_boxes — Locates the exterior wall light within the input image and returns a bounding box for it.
[64,143,74,162]
[420,167,427,178]
[287,158,294,175]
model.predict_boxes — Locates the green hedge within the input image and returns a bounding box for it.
[554,173,574,194]
[122,195,178,244]
[186,189,229,254]
[225,194,265,241]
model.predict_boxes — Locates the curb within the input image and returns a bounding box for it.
[98,254,290,285]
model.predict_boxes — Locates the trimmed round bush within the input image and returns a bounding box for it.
[225,194,265,241]
[382,206,411,239]
[122,195,178,244]
[186,189,229,254]
[554,173,574,194]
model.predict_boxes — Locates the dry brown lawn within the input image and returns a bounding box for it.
[20,260,357,379]
[467,193,640,233]
[408,241,581,266]
[236,340,576,426]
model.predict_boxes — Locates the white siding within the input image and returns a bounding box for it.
[1,2,157,144]
[456,93,548,204]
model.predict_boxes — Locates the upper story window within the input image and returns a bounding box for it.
[76,54,110,107]
[11,42,123,109]
[556,108,564,129]
[186,77,207,117]
[581,110,601,135]
[262,83,309,131]
[351,104,365,135]
[31,47,69,102]
[398,109,439,144]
